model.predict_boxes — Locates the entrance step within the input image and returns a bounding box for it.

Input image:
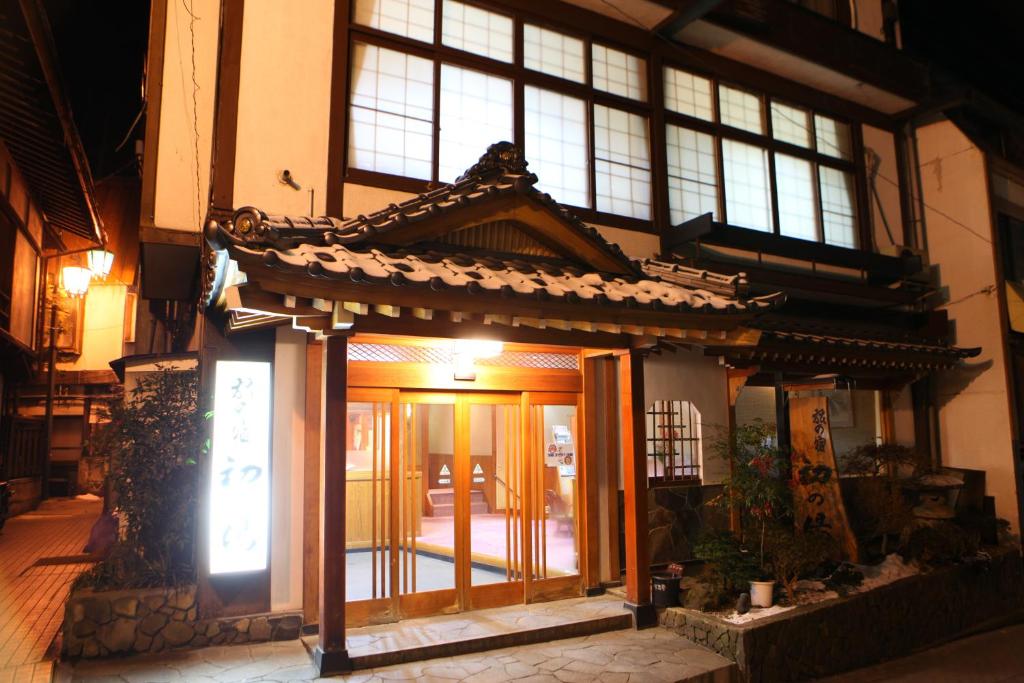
[426,488,491,517]
[304,595,633,670]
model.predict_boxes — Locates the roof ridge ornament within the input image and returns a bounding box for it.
[456,141,535,183]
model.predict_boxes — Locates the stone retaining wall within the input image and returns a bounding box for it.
[64,585,302,658]
[660,545,1023,682]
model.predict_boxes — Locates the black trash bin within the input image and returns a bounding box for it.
[651,571,681,607]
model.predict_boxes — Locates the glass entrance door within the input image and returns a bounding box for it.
[344,390,579,624]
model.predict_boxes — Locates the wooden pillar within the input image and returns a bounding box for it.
[302,339,323,625]
[774,372,791,464]
[618,350,655,627]
[314,335,351,675]
[581,357,601,594]
[604,359,621,583]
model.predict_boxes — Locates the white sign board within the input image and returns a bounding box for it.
[209,361,272,575]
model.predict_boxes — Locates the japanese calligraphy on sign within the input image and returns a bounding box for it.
[788,396,859,562]
[209,361,272,575]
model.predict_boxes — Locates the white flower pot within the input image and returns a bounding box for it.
[750,580,775,608]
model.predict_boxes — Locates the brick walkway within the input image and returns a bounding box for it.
[0,497,101,681]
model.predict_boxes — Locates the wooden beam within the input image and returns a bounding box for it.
[619,350,655,626]
[373,304,399,318]
[331,302,355,330]
[315,336,351,674]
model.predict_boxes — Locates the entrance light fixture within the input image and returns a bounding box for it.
[452,339,504,381]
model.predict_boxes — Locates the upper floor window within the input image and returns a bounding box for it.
[666,66,860,248]
[346,1,865,249]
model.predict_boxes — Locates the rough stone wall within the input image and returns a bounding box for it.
[648,484,727,565]
[64,586,302,658]
[660,545,1023,682]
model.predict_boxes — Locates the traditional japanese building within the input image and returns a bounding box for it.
[135,0,1011,674]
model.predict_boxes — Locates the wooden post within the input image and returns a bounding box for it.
[619,350,655,627]
[604,359,620,583]
[581,357,601,594]
[314,335,351,675]
[302,339,323,625]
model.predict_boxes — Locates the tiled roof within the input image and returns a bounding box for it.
[225,240,780,315]
[218,142,634,272]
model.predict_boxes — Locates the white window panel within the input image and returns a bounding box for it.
[664,66,713,121]
[815,114,852,160]
[771,101,812,148]
[441,0,513,62]
[722,139,771,231]
[819,166,858,247]
[592,44,646,101]
[666,124,718,225]
[524,86,589,207]
[523,24,585,83]
[349,43,434,180]
[439,65,513,182]
[719,84,764,134]
[353,0,434,43]
[775,154,819,241]
[593,106,651,220]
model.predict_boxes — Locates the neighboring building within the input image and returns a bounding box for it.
[0,0,137,511]
[136,0,1018,674]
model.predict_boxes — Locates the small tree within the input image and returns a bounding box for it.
[78,367,203,589]
[843,442,921,555]
[765,526,836,603]
[708,421,792,573]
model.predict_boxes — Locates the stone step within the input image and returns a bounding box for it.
[302,595,634,671]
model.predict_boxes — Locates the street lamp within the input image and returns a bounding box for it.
[61,266,92,298]
[87,249,114,279]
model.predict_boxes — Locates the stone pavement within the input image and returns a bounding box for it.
[820,622,1024,682]
[0,497,101,681]
[69,624,737,682]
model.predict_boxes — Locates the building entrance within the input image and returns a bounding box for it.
[344,388,581,626]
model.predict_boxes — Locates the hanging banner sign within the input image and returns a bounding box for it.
[209,361,272,575]
[788,396,859,562]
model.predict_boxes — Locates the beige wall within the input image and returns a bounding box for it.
[58,283,127,372]
[917,119,1018,528]
[271,326,306,611]
[643,348,729,484]
[233,0,334,216]
[151,0,219,232]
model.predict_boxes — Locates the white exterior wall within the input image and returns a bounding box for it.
[642,348,730,484]
[151,0,219,232]
[862,124,904,253]
[58,283,127,373]
[270,326,306,611]
[233,0,334,216]
[917,119,1018,529]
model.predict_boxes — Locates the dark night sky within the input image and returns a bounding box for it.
[43,0,149,181]
[900,0,1024,115]
[37,1,1023,180]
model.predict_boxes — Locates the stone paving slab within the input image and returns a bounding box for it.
[0,497,101,672]
[69,625,737,682]
[335,595,632,661]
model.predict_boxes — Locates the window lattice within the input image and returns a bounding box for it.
[348,344,579,370]
[646,400,701,484]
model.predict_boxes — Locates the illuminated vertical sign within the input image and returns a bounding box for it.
[209,360,271,575]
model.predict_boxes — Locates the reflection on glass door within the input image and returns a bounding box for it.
[464,398,524,605]
[528,400,580,580]
[345,395,392,614]
[398,395,458,617]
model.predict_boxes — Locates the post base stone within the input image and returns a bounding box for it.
[624,601,658,629]
[314,645,352,676]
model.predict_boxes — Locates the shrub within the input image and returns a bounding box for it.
[693,530,761,608]
[75,367,203,590]
[765,526,837,603]
[899,522,979,567]
[843,442,921,556]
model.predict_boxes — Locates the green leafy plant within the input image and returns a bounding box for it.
[693,530,760,609]
[75,367,203,591]
[707,420,793,572]
[765,526,837,603]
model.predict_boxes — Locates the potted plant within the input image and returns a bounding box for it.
[708,421,792,607]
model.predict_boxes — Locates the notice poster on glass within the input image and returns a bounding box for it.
[546,425,574,467]
[209,360,272,575]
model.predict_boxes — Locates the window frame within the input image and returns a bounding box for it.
[341,0,871,247]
